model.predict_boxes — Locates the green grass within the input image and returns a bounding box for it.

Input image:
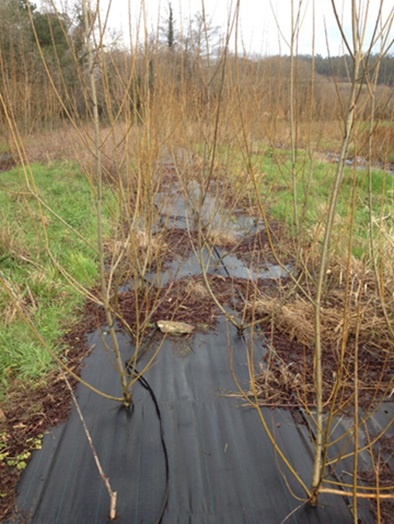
[209,144,393,259]
[249,149,394,257]
[0,162,115,393]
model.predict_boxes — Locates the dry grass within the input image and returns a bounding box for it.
[378,222,394,292]
[249,254,393,353]
[248,252,393,411]
[0,225,25,259]
[133,230,166,255]
[21,122,166,189]
[255,360,313,404]
[253,294,389,349]
[184,279,210,300]
[1,281,37,326]
[205,228,238,249]
[1,4,393,520]
[104,229,168,276]
[253,296,315,346]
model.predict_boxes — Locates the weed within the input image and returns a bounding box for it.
[0,432,43,471]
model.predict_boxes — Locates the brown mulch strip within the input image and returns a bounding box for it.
[156,161,180,187]
[239,251,394,413]
[160,228,199,265]
[84,274,254,335]
[104,228,198,283]
[249,311,394,412]
[0,323,92,521]
[232,223,293,268]
[235,229,274,255]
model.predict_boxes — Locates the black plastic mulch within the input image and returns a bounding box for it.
[11,321,355,524]
[8,179,377,523]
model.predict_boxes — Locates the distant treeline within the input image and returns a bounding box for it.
[0,0,393,136]
[296,54,394,86]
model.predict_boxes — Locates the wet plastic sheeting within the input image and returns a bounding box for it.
[214,250,293,280]
[154,189,263,238]
[154,192,189,231]
[13,320,354,524]
[145,249,292,288]
[145,248,215,287]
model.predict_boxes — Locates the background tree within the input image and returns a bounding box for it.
[166,2,175,50]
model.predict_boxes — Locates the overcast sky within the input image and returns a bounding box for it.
[103,0,393,56]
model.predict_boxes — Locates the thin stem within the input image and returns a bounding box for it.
[82,0,131,407]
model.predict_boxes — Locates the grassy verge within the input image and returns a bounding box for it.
[0,162,113,395]
[250,150,394,259]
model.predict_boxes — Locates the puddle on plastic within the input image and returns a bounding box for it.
[154,187,264,239]
[127,182,292,290]
[144,249,292,288]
